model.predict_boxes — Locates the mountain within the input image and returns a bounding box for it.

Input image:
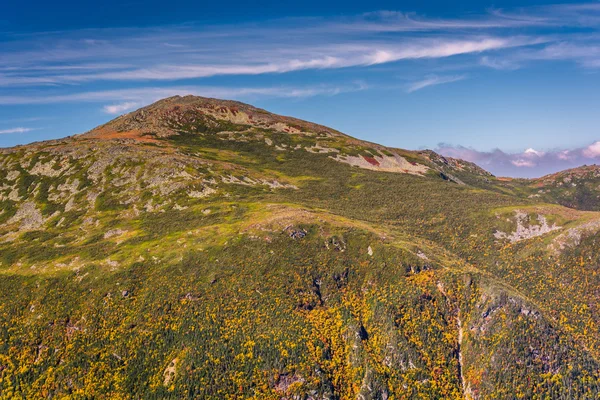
[521,165,600,211]
[1,95,600,399]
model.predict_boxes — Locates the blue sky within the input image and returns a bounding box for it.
[2,1,600,177]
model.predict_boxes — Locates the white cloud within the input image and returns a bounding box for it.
[0,2,598,137]
[0,5,554,88]
[1,37,526,86]
[583,141,600,158]
[0,127,33,134]
[480,56,520,70]
[524,148,545,157]
[511,159,536,167]
[103,101,140,114]
[503,41,600,70]
[489,3,600,28]
[437,141,600,178]
[406,74,466,93]
[557,150,572,160]
[0,83,368,106]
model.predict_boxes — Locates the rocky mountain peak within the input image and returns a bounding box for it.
[83,95,343,140]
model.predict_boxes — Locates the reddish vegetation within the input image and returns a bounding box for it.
[88,129,160,144]
[363,156,380,166]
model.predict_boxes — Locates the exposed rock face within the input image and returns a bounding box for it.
[163,358,178,387]
[494,211,561,243]
[8,201,45,231]
[188,187,217,198]
[334,153,430,175]
[549,218,600,253]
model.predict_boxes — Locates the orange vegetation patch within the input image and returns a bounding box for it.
[497,177,513,182]
[89,129,160,143]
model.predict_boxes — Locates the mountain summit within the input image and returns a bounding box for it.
[85,95,349,140]
[1,96,600,398]
[82,95,490,181]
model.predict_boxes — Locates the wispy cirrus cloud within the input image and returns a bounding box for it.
[509,40,600,67]
[0,116,45,123]
[479,55,521,70]
[406,74,466,93]
[323,4,598,33]
[0,36,536,86]
[2,3,595,89]
[0,82,368,107]
[0,3,597,94]
[437,141,600,178]
[0,127,33,134]
[488,3,600,28]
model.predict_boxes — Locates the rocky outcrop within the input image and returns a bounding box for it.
[494,211,561,243]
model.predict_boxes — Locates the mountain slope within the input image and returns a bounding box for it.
[521,165,600,211]
[1,96,600,399]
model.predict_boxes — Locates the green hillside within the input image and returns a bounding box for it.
[1,96,600,399]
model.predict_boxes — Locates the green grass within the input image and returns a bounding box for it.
[1,102,600,398]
